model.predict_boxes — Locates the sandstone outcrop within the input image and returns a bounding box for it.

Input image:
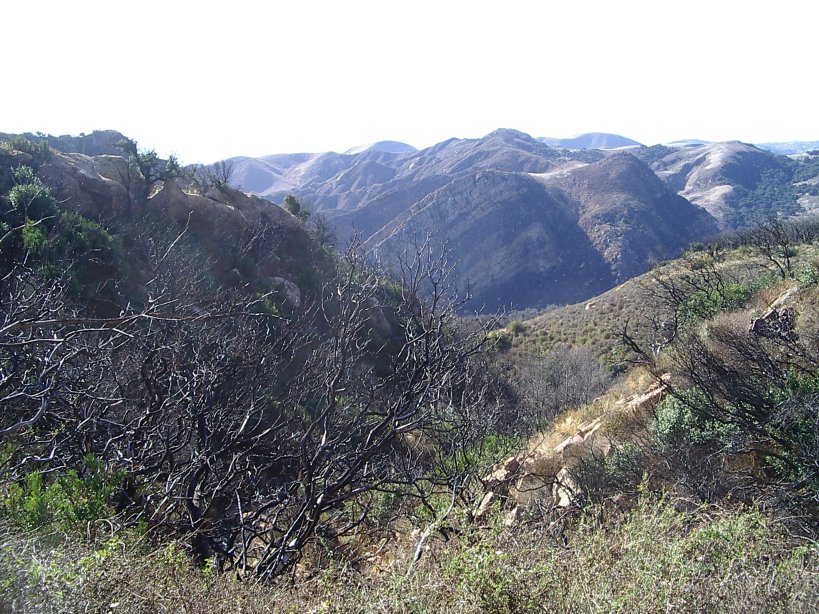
[476,376,671,522]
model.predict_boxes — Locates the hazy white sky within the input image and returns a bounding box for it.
[3,1,816,163]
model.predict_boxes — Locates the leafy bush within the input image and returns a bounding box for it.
[21,220,46,254]
[8,166,58,222]
[1,455,122,532]
[506,319,525,334]
[794,261,819,286]
[677,282,752,324]
[654,390,739,447]
[443,541,536,612]
[1,136,52,167]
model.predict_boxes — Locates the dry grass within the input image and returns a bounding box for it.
[524,367,652,456]
[2,497,816,613]
[504,243,819,361]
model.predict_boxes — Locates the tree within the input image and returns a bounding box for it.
[113,140,189,206]
[194,160,233,191]
[741,217,797,279]
[283,194,309,222]
[512,344,610,425]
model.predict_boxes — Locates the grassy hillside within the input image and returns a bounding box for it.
[499,230,819,363]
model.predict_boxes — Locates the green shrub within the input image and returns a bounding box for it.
[21,221,46,254]
[654,390,739,447]
[443,541,537,612]
[677,282,752,325]
[8,167,58,222]
[434,433,522,482]
[1,455,122,532]
[2,136,52,166]
[490,330,512,351]
[794,261,819,286]
[51,212,119,264]
[603,442,646,488]
[507,319,525,335]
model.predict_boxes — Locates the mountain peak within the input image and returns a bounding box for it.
[483,128,537,142]
[537,133,643,150]
[343,141,417,155]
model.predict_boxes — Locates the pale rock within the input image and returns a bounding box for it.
[271,277,302,308]
[473,491,497,523]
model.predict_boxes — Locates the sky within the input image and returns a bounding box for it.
[2,1,817,164]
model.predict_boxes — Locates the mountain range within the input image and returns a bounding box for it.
[222,129,818,311]
[8,128,817,313]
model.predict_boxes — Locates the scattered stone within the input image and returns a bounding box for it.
[484,456,521,492]
[503,505,525,527]
[477,375,671,515]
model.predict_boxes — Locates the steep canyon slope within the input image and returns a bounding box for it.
[232,130,719,310]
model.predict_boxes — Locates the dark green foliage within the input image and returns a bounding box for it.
[161,154,182,180]
[283,194,310,222]
[1,454,121,532]
[1,135,52,168]
[1,165,59,266]
[730,166,800,227]
[47,213,124,302]
[791,153,819,183]
[676,282,752,324]
[21,221,46,254]
[8,166,58,222]
[654,390,739,447]
[1,165,124,305]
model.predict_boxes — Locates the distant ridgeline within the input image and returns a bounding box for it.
[225,129,819,311]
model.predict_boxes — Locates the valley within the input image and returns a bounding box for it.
[0,129,817,613]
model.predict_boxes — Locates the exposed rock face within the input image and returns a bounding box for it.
[749,307,797,340]
[0,129,128,157]
[40,152,136,214]
[271,277,302,309]
[749,286,800,341]
[31,150,312,303]
[146,178,310,285]
[45,130,128,156]
[477,376,670,518]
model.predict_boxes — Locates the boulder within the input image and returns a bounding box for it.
[271,277,301,309]
[484,455,521,492]
[749,306,798,341]
[40,152,135,214]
